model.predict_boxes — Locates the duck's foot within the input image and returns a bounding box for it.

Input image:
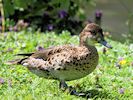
[59,81,85,96]
[68,86,85,96]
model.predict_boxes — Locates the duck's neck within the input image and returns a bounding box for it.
[79,38,95,48]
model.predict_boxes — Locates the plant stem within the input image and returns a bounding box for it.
[0,0,5,33]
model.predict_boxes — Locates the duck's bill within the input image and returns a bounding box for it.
[100,40,112,49]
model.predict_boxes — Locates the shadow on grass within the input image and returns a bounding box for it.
[71,89,113,99]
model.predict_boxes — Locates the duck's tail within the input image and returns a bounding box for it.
[5,52,33,65]
[16,53,33,56]
[5,58,27,65]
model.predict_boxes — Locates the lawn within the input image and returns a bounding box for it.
[0,31,133,100]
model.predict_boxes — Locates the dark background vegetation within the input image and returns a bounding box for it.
[2,0,92,34]
[1,0,133,41]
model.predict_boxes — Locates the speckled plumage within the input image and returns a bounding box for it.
[7,23,112,96]
[21,45,98,81]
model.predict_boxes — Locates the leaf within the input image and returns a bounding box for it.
[13,0,28,10]
[3,0,15,17]
[60,0,70,11]
[50,0,70,11]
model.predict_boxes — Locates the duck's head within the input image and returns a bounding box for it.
[80,23,112,49]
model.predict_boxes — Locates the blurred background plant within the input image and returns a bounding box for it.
[1,0,94,34]
[0,0,5,33]
[0,0,133,42]
[118,0,133,40]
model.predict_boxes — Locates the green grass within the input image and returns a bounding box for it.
[0,31,133,100]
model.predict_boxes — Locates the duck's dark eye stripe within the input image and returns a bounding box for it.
[89,30,96,35]
[93,32,96,35]
[91,31,96,35]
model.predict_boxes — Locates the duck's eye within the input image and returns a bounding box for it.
[90,30,96,35]
[93,32,96,35]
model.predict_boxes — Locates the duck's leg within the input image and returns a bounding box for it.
[59,81,85,96]
[59,80,68,90]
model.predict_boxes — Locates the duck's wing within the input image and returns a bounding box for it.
[6,45,74,65]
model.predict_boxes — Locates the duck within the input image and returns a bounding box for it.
[7,23,112,96]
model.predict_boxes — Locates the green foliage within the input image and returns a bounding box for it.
[3,0,93,34]
[3,0,35,16]
[0,31,133,99]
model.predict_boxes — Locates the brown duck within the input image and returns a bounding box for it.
[7,23,112,96]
